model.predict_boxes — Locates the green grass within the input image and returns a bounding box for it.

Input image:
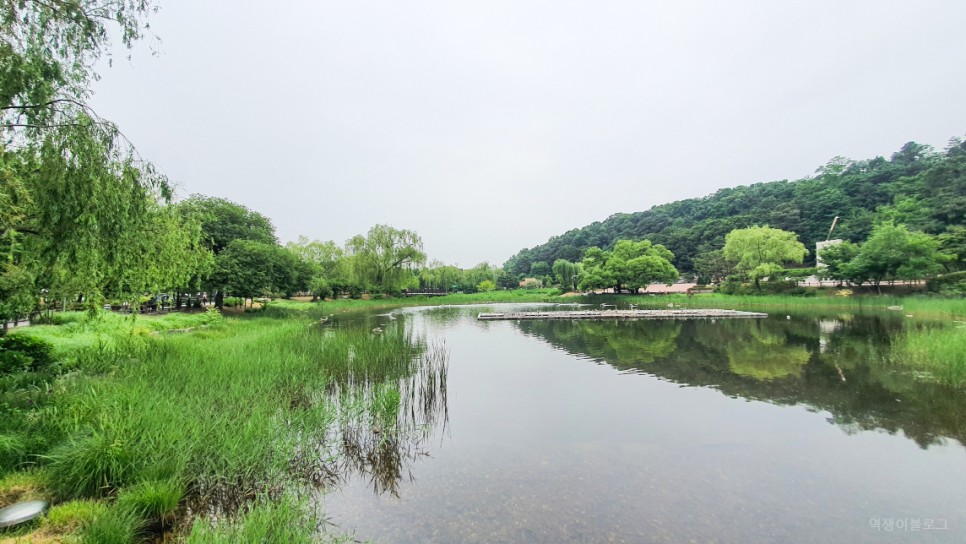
[11,309,222,363]
[892,324,966,386]
[81,505,144,544]
[603,292,966,319]
[40,319,332,502]
[185,495,317,544]
[115,478,184,529]
[267,289,966,321]
[268,288,564,314]
[0,469,46,506]
[42,499,109,533]
[1,304,436,541]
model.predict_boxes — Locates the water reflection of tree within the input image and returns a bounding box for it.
[418,305,470,325]
[514,315,966,450]
[714,320,811,380]
[518,320,683,369]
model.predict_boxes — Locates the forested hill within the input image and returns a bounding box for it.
[504,138,966,277]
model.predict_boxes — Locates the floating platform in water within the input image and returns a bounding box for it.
[477,309,768,321]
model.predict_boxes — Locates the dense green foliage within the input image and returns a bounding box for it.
[0,332,53,374]
[175,195,408,304]
[505,139,966,277]
[345,224,425,292]
[552,259,580,292]
[818,222,949,290]
[578,239,678,293]
[414,260,516,293]
[927,271,966,296]
[1,0,211,319]
[723,226,807,288]
[211,239,311,302]
[178,195,277,254]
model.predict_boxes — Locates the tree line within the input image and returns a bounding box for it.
[504,140,966,279]
[190,198,432,307]
[540,221,952,295]
[0,1,440,321]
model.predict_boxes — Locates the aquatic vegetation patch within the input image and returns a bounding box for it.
[891,324,966,386]
[81,504,144,544]
[184,494,319,544]
[115,478,184,530]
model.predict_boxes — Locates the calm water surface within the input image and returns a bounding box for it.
[318,304,966,543]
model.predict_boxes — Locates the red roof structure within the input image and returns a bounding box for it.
[642,283,697,294]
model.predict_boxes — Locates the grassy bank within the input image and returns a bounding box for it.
[12,310,223,360]
[269,288,966,320]
[599,292,966,319]
[0,306,437,542]
[269,288,563,313]
[259,289,565,322]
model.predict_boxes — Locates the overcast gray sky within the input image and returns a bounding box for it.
[90,0,966,267]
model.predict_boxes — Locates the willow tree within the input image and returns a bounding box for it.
[419,261,462,292]
[0,0,210,309]
[0,149,34,323]
[0,1,209,313]
[346,225,425,293]
[723,226,808,289]
[110,204,212,306]
[552,259,579,292]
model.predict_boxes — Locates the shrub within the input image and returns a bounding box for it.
[520,278,541,290]
[347,284,363,299]
[716,277,743,294]
[0,334,55,374]
[717,279,813,296]
[202,307,224,325]
[477,280,497,292]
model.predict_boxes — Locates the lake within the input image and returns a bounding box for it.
[318,303,966,543]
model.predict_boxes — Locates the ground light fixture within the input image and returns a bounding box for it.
[0,501,49,528]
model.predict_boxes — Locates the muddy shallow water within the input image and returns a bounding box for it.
[318,303,966,543]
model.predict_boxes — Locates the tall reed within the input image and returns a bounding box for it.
[891,324,966,386]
